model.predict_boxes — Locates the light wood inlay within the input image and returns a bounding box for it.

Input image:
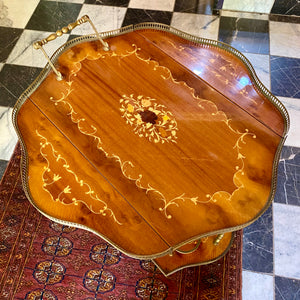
[14,26,288,274]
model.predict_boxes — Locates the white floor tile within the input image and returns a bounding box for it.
[171,13,219,41]
[0,106,18,161]
[221,10,269,20]
[222,0,274,14]
[72,5,127,35]
[129,0,175,11]
[279,97,300,148]
[242,271,274,300]
[1,0,40,28]
[274,203,300,279]
[6,30,69,68]
[0,0,12,27]
[244,53,270,90]
[46,0,84,3]
[270,22,300,59]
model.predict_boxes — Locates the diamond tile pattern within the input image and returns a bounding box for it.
[25,1,83,32]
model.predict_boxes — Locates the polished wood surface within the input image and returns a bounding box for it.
[154,232,233,276]
[15,27,287,273]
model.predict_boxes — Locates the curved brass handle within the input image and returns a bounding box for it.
[175,239,202,254]
[33,15,109,81]
[213,233,224,245]
[33,15,90,49]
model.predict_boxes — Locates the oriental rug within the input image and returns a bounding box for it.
[0,144,242,299]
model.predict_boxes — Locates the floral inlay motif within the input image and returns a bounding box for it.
[120,94,178,144]
[46,42,257,220]
[36,130,122,225]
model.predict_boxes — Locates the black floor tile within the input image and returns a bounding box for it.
[215,0,224,10]
[275,276,300,300]
[174,0,215,15]
[275,146,300,206]
[242,204,273,273]
[218,17,269,54]
[0,160,8,181]
[68,34,83,42]
[270,56,300,98]
[0,64,42,107]
[25,1,82,32]
[271,0,300,16]
[0,27,23,64]
[269,14,300,23]
[122,8,173,27]
[84,0,130,6]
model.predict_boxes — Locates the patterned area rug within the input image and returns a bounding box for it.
[0,145,242,299]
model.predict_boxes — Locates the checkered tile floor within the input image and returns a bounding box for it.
[0,1,300,299]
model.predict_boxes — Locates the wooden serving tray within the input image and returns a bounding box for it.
[13,17,289,276]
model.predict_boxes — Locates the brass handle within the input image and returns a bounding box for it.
[33,15,90,49]
[175,239,202,254]
[33,15,109,81]
[213,233,224,245]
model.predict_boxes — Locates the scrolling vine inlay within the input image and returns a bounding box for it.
[48,42,257,219]
[37,130,122,225]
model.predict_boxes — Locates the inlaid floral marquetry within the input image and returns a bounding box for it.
[120,94,178,144]
[37,130,122,225]
[13,21,289,276]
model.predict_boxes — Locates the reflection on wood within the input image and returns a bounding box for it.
[14,25,288,275]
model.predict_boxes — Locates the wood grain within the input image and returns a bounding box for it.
[15,28,287,272]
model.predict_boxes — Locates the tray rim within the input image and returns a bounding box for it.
[12,22,289,261]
